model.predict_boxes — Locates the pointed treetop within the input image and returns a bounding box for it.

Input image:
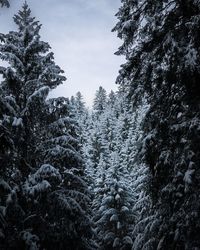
[23,0,30,11]
[13,2,41,33]
[93,86,107,112]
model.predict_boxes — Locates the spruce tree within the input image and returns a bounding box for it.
[75,91,86,115]
[93,86,107,114]
[107,90,116,108]
[0,3,93,249]
[0,2,63,247]
[114,0,200,249]
[70,92,88,145]
[94,152,134,250]
[0,2,65,168]
[24,97,94,250]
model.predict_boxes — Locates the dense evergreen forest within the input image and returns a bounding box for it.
[0,1,200,250]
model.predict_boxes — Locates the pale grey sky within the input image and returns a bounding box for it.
[0,0,124,106]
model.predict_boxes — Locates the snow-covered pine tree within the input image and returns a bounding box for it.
[113,94,131,151]
[81,116,97,190]
[0,3,93,249]
[0,94,15,248]
[0,95,15,179]
[114,0,200,249]
[120,100,157,250]
[70,91,86,117]
[82,106,108,180]
[40,97,82,171]
[82,90,138,249]
[93,86,107,115]
[107,90,116,108]
[82,90,118,188]
[0,2,66,171]
[94,152,134,250]
[70,91,89,146]
[24,96,94,250]
[0,2,66,248]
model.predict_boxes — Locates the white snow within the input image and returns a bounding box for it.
[184,169,195,185]
[12,117,23,127]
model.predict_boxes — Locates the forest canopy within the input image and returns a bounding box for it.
[0,1,200,250]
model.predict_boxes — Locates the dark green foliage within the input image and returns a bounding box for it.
[0,3,93,249]
[94,153,134,250]
[114,0,200,249]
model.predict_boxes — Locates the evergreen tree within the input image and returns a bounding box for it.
[70,92,88,145]
[114,0,200,249]
[0,96,15,248]
[93,86,107,114]
[107,90,116,108]
[24,97,94,250]
[83,90,143,249]
[76,91,86,114]
[0,3,93,249]
[94,152,134,250]
[0,2,64,247]
[70,92,87,120]
[0,2,65,169]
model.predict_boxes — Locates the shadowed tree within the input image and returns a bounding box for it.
[0,3,94,249]
[113,0,200,249]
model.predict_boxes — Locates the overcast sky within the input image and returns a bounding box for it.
[0,0,124,106]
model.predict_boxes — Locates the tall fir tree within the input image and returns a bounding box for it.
[70,92,88,145]
[0,3,93,249]
[93,86,107,114]
[24,96,94,250]
[93,152,134,250]
[114,0,200,249]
